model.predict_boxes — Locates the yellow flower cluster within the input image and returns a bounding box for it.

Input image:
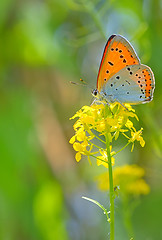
[69,102,145,165]
[97,164,150,196]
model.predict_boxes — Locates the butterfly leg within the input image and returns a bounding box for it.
[102,99,115,115]
[90,98,97,106]
[114,99,128,110]
[105,101,110,107]
[90,98,105,106]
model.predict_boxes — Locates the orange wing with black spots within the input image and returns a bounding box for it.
[97,35,140,92]
[141,67,155,100]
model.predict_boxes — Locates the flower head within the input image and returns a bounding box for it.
[97,164,150,196]
[69,102,145,165]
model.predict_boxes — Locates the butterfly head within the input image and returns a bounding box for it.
[92,88,99,98]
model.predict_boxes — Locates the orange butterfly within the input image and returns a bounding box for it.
[92,35,155,105]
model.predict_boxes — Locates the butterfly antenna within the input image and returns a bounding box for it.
[70,78,94,89]
[80,78,87,85]
[70,81,88,87]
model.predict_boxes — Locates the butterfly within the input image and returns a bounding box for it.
[92,34,155,105]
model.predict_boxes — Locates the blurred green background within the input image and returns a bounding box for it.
[0,0,162,239]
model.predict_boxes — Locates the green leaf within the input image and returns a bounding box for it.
[82,196,110,222]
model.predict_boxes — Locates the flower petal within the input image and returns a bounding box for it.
[75,152,81,162]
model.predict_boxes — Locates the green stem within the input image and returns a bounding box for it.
[90,154,108,165]
[113,142,130,156]
[82,196,110,222]
[94,134,106,144]
[105,133,114,240]
[87,140,104,150]
[87,129,106,144]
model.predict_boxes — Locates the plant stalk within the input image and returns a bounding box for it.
[105,133,114,240]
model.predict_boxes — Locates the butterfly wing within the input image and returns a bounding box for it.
[102,64,155,104]
[97,35,140,92]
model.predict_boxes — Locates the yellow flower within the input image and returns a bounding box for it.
[70,102,145,166]
[97,148,115,168]
[97,164,150,196]
[72,141,89,162]
[69,135,76,144]
[126,179,150,195]
[130,128,145,146]
[129,128,145,151]
[125,119,134,129]
[75,152,81,162]
[76,128,86,141]
[96,120,106,132]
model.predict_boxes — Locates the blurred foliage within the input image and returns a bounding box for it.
[0,0,162,239]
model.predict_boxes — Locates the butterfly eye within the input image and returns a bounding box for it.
[92,89,98,97]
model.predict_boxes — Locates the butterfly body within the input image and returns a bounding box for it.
[93,35,155,105]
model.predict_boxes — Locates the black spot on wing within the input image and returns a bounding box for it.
[108,61,114,66]
[125,80,130,85]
